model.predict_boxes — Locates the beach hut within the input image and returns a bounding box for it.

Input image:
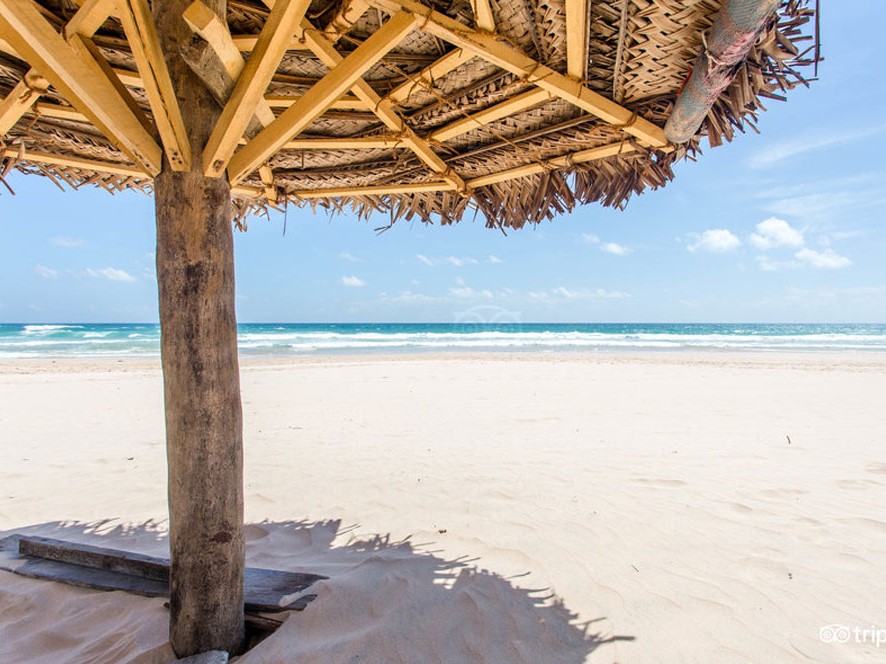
[0,0,816,657]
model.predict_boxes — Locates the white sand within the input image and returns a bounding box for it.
[1,352,885,663]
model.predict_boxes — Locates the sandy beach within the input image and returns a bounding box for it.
[1,351,885,663]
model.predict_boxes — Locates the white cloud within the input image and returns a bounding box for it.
[49,236,85,248]
[582,233,600,244]
[341,275,366,287]
[416,254,434,266]
[749,217,804,249]
[339,252,360,262]
[488,255,504,264]
[86,267,135,282]
[449,286,493,299]
[601,242,631,256]
[35,264,59,279]
[687,229,741,253]
[794,248,852,270]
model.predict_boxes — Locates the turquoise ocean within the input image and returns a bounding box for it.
[1,322,885,358]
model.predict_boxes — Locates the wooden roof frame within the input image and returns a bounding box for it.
[1,0,675,200]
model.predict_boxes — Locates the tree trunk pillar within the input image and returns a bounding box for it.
[153,0,245,656]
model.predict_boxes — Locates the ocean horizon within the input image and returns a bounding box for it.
[2,322,886,357]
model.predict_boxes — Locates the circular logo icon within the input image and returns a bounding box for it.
[819,624,851,644]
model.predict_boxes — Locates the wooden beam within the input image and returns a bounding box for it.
[429,88,552,143]
[68,33,154,134]
[565,0,589,80]
[203,0,312,177]
[183,0,276,127]
[258,0,368,42]
[470,0,495,31]
[258,164,277,202]
[0,0,162,175]
[292,139,639,198]
[368,0,669,149]
[0,70,48,136]
[468,141,639,187]
[63,0,113,39]
[118,0,191,170]
[299,21,468,193]
[265,94,363,110]
[295,180,455,199]
[33,102,88,122]
[385,48,473,105]
[227,11,417,184]
[283,135,403,149]
[112,67,142,87]
[183,1,243,77]
[324,0,369,38]
[0,35,22,58]
[2,147,144,177]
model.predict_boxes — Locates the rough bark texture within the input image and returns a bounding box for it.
[153,0,245,656]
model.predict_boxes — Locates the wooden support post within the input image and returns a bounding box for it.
[152,0,245,656]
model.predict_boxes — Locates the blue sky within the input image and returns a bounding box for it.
[1,2,883,324]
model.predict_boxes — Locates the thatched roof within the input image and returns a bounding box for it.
[0,0,816,228]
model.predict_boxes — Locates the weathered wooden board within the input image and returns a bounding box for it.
[0,535,325,613]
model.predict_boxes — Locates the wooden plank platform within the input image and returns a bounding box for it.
[0,535,325,612]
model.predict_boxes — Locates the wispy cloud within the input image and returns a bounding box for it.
[687,229,741,253]
[35,264,59,279]
[528,286,629,302]
[601,242,631,256]
[416,254,479,267]
[749,125,885,169]
[86,267,136,282]
[449,285,493,299]
[762,191,872,220]
[341,275,366,287]
[487,255,504,264]
[755,248,852,272]
[795,248,852,269]
[446,256,478,267]
[49,236,85,248]
[378,290,436,304]
[749,217,804,249]
[584,233,631,255]
[339,252,361,262]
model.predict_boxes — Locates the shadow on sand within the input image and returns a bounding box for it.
[0,519,633,663]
